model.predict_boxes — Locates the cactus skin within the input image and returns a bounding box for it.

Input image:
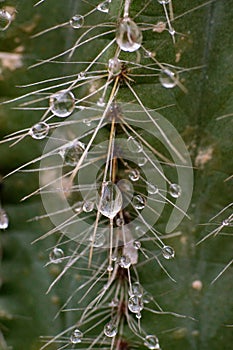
[0,1,232,350]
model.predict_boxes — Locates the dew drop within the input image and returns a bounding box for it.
[130,282,143,297]
[132,194,146,210]
[135,225,146,236]
[97,97,105,107]
[109,298,119,307]
[136,312,142,319]
[116,17,142,52]
[119,255,131,269]
[104,322,117,337]
[78,71,86,79]
[60,140,85,166]
[137,156,147,167]
[143,291,153,304]
[147,183,158,195]
[162,245,175,259]
[108,57,121,76]
[49,247,64,264]
[97,181,123,219]
[127,136,143,153]
[144,335,160,350]
[29,122,49,140]
[157,0,171,4]
[133,240,141,250]
[83,201,94,213]
[128,295,144,313]
[90,232,105,247]
[0,9,12,31]
[83,118,91,126]
[97,0,111,13]
[107,264,113,272]
[116,217,124,226]
[169,183,182,198]
[129,169,140,182]
[73,201,83,214]
[50,90,75,117]
[70,14,84,28]
[70,328,83,344]
[0,208,9,229]
[159,68,179,89]
[222,218,230,226]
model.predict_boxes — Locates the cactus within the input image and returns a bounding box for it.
[0,1,232,350]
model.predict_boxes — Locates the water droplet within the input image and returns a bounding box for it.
[143,291,153,304]
[97,97,105,107]
[157,0,170,4]
[127,136,143,153]
[137,156,147,166]
[116,17,142,52]
[0,208,9,229]
[222,218,230,226]
[169,183,181,198]
[162,245,175,259]
[128,295,144,313]
[49,247,64,264]
[29,122,49,140]
[119,255,131,268]
[147,183,158,195]
[90,232,105,247]
[83,201,94,212]
[116,217,124,226]
[129,169,140,182]
[73,201,83,214]
[132,195,146,210]
[97,182,123,219]
[97,0,111,13]
[104,322,117,337]
[117,179,133,193]
[133,240,141,249]
[136,312,142,319]
[78,71,86,79]
[0,9,12,31]
[130,282,143,297]
[70,14,84,28]
[70,328,83,344]
[109,298,119,307]
[50,90,75,117]
[83,118,91,126]
[108,57,121,76]
[135,225,146,236]
[144,335,160,350]
[159,68,179,89]
[107,264,113,272]
[60,140,85,166]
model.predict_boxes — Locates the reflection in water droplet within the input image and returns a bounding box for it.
[108,57,121,76]
[162,245,175,259]
[70,329,83,344]
[104,322,117,337]
[0,10,12,31]
[69,14,84,28]
[83,201,94,212]
[116,17,142,52]
[127,136,143,153]
[169,183,181,198]
[144,335,160,350]
[49,247,64,264]
[30,122,49,140]
[128,295,144,313]
[0,208,9,229]
[60,141,85,166]
[97,182,123,219]
[159,68,179,89]
[97,0,111,13]
[132,195,146,210]
[49,90,75,117]
[129,169,140,182]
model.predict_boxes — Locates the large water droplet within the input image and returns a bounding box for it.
[132,194,146,210]
[97,0,111,13]
[162,245,175,259]
[49,90,75,117]
[144,335,160,350]
[169,183,181,198]
[60,140,85,166]
[70,328,83,344]
[128,295,144,313]
[29,122,49,140]
[97,182,123,219]
[70,14,84,28]
[0,9,12,31]
[49,247,64,264]
[104,322,117,337]
[108,57,121,76]
[116,17,142,52]
[127,136,143,153]
[0,208,9,229]
[119,255,131,268]
[159,68,179,89]
[128,169,140,182]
